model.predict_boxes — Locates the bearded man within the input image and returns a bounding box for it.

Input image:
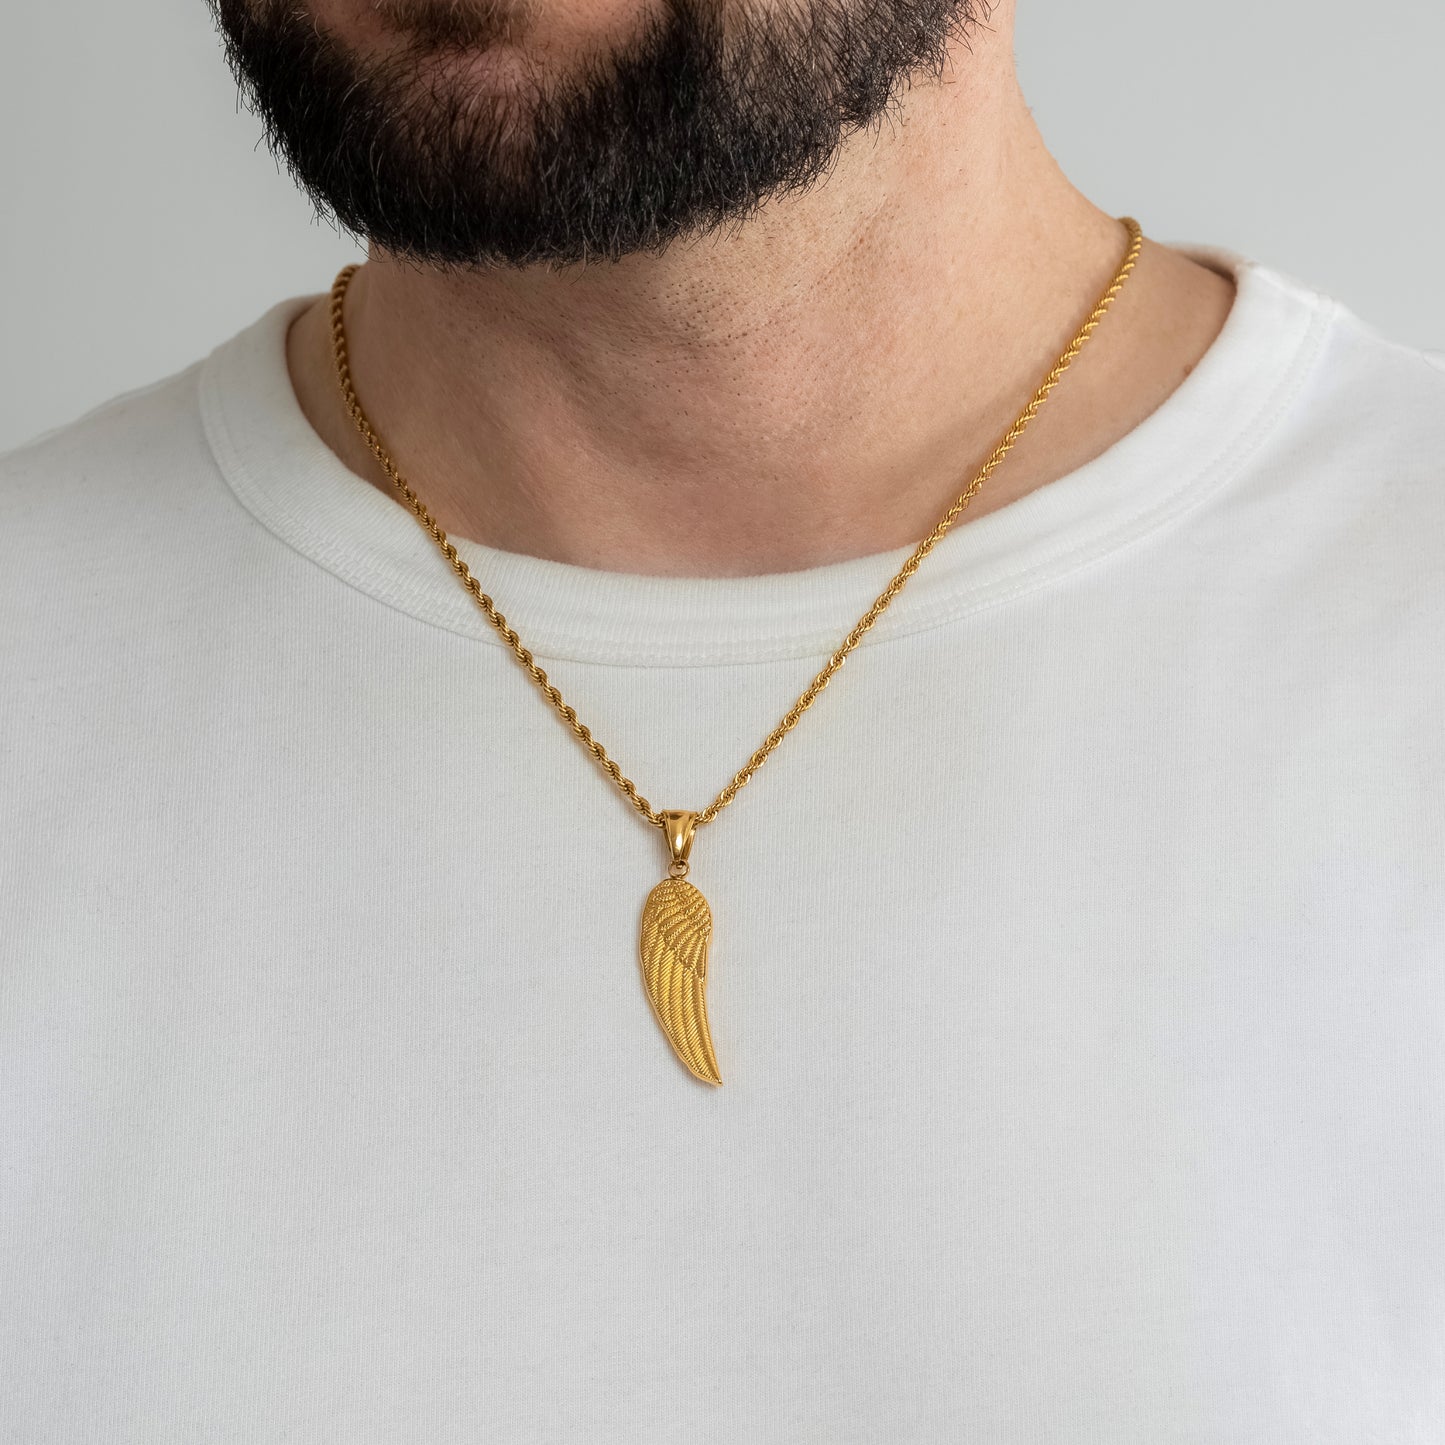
[2,0,1442,1439]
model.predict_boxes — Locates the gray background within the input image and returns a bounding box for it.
[2,0,1441,452]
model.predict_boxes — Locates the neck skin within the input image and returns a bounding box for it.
[287,4,1235,578]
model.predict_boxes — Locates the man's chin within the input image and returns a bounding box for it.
[212,0,979,266]
[407,40,546,100]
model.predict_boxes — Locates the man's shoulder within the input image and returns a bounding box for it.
[0,297,310,570]
[0,355,230,567]
[1219,259,1445,545]
[1214,264,1445,636]
[1320,308,1445,406]
[2,357,209,477]
[2,357,201,474]
[1286,286,1445,517]
[1257,262,1445,451]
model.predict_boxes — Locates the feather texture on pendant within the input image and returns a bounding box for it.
[639,877,722,1085]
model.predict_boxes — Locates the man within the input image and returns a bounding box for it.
[2,0,1441,1438]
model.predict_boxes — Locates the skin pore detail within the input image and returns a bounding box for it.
[216,0,1239,576]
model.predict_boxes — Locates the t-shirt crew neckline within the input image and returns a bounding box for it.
[199,245,1334,669]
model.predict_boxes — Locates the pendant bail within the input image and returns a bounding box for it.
[660,810,698,878]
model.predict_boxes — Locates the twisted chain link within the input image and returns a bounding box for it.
[329,217,1142,832]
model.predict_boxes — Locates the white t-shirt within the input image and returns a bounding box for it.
[3,247,1444,1443]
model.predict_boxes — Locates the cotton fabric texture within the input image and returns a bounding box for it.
[2,248,1444,1442]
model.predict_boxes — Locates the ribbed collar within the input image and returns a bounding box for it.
[199,245,1332,668]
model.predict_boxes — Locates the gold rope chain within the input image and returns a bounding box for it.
[328,216,1143,835]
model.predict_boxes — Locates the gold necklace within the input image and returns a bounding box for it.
[328,216,1143,1086]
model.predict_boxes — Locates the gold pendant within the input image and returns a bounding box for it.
[639,810,722,1085]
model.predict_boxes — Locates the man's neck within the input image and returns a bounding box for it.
[286,21,1235,578]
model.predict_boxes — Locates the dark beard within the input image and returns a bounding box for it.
[208,0,982,269]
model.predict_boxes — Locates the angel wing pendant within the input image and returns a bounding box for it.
[640,812,722,1085]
